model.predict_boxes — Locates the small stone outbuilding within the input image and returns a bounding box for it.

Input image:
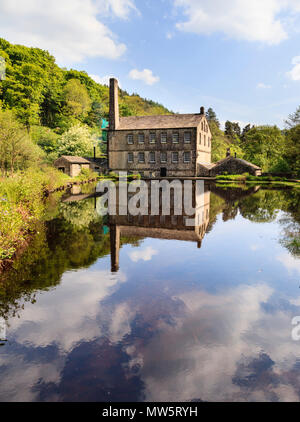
[209,156,262,176]
[54,156,108,177]
[198,155,262,177]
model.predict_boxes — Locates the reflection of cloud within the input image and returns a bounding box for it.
[9,269,127,352]
[109,302,135,343]
[277,253,300,275]
[0,351,64,401]
[123,283,300,402]
[0,268,127,401]
[129,246,158,263]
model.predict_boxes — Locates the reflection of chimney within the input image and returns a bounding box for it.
[197,240,202,249]
[109,78,119,130]
[110,224,120,272]
[94,146,96,160]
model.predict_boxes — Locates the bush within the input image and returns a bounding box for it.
[0,167,69,261]
[269,158,292,174]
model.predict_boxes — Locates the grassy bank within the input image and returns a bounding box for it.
[216,174,300,188]
[0,167,99,266]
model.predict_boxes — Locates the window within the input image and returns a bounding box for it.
[172,152,179,163]
[150,132,156,143]
[199,133,201,144]
[184,132,191,143]
[184,152,191,163]
[149,151,156,163]
[138,152,145,163]
[204,135,206,146]
[127,134,133,144]
[138,133,145,144]
[172,132,179,143]
[161,132,167,143]
[58,167,65,173]
[128,153,134,163]
[161,152,167,163]
[208,137,210,147]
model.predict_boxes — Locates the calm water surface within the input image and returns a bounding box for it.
[1,183,300,402]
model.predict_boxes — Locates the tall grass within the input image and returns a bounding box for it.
[0,167,69,261]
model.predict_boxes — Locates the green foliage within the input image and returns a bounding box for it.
[269,158,292,174]
[77,167,98,181]
[210,121,244,162]
[0,38,172,141]
[285,106,300,129]
[30,125,59,154]
[0,167,69,260]
[0,108,43,175]
[206,107,220,127]
[285,124,300,175]
[225,121,241,139]
[242,125,286,171]
[56,124,97,156]
[63,78,91,118]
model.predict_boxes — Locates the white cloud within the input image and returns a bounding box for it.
[98,0,138,19]
[90,74,122,87]
[173,0,300,45]
[129,246,158,262]
[257,83,272,89]
[0,0,137,65]
[129,69,160,85]
[287,56,300,81]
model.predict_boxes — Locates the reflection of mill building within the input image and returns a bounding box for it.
[108,78,212,178]
[109,183,211,272]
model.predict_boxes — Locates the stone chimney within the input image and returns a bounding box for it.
[200,106,205,115]
[109,78,119,130]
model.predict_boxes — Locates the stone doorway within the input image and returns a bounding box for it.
[160,168,167,177]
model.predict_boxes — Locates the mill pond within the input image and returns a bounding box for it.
[1,183,300,402]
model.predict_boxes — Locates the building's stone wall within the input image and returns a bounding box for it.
[109,124,212,178]
[196,123,212,166]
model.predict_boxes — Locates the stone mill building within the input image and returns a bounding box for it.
[108,78,212,178]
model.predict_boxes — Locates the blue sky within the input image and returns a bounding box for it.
[1,0,300,128]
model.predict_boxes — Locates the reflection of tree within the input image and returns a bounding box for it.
[0,197,139,320]
[239,190,283,223]
[278,190,300,257]
[59,199,99,229]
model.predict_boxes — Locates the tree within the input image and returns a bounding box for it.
[63,79,91,118]
[0,109,43,175]
[241,124,251,142]
[56,125,97,157]
[285,106,300,129]
[206,107,220,128]
[242,125,286,171]
[210,121,243,162]
[285,124,300,175]
[225,121,241,139]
